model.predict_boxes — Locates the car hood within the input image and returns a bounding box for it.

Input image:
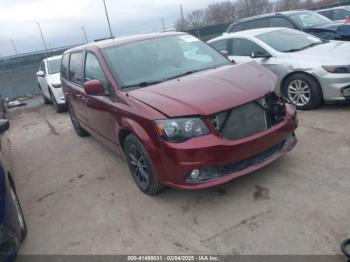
[47,73,61,85]
[128,62,276,118]
[291,41,350,63]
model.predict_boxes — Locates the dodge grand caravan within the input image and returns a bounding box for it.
[61,32,298,195]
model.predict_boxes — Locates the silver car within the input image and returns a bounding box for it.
[208,28,350,109]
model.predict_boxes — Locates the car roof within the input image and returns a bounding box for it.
[209,27,289,42]
[318,5,350,11]
[65,32,186,53]
[230,10,310,25]
[45,55,62,61]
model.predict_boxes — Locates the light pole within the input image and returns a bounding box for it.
[102,0,113,38]
[10,39,18,55]
[36,22,48,51]
[161,18,165,32]
[81,26,88,43]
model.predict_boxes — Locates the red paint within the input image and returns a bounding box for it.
[62,33,298,190]
[84,80,105,95]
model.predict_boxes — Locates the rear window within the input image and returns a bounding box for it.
[61,54,69,79]
[69,52,83,84]
[269,17,295,28]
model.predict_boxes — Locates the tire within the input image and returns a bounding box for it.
[124,134,165,195]
[282,73,322,110]
[50,90,67,113]
[68,105,89,137]
[9,179,27,242]
[38,84,51,104]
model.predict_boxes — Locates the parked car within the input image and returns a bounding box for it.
[61,32,298,195]
[209,28,350,110]
[317,6,350,23]
[226,10,350,41]
[36,55,67,113]
[0,119,27,260]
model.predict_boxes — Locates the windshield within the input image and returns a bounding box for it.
[102,35,230,89]
[290,12,333,28]
[47,58,62,74]
[257,29,323,52]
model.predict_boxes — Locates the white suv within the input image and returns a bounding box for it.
[36,55,66,113]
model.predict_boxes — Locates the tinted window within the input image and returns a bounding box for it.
[318,10,332,19]
[244,18,269,30]
[47,58,61,74]
[333,9,350,20]
[230,23,246,32]
[85,53,107,83]
[102,35,230,89]
[61,54,69,79]
[69,52,83,84]
[270,17,295,28]
[209,39,229,52]
[231,38,266,56]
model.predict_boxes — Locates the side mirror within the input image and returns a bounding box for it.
[220,50,229,58]
[36,71,45,78]
[250,51,271,59]
[0,119,9,134]
[84,80,105,96]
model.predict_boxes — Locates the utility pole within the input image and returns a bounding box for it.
[102,0,113,38]
[36,22,48,51]
[10,39,18,55]
[180,5,185,29]
[161,18,165,32]
[81,26,88,43]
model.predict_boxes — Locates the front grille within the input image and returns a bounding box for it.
[209,93,286,141]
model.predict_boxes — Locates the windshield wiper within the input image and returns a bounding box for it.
[284,41,327,53]
[165,67,216,81]
[121,80,163,89]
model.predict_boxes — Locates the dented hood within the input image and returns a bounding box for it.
[128,62,276,117]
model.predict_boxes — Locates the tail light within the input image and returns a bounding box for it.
[345,18,350,23]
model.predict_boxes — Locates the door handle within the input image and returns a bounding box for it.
[74,94,83,98]
[81,96,89,103]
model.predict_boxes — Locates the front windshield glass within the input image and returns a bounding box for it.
[102,35,230,89]
[290,12,333,28]
[47,58,62,74]
[257,29,323,52]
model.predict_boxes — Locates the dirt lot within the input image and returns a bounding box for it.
[6,97,350,255]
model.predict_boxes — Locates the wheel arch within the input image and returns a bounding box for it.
[280,71,324,99]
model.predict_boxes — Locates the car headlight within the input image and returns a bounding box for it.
[322,65,350,73]
[51,84,61,88]
[154,118,209,143]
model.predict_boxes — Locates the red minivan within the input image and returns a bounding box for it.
[61,32,298,195]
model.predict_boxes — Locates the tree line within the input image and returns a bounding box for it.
[176,0,348,30]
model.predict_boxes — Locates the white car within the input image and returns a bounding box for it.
[208,28,350,110]
[36,55,66,113]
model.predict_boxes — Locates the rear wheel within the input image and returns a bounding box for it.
[124,134,165,195]
[282,73,322,110]
[68,105,89,137]
[9,178,27,242]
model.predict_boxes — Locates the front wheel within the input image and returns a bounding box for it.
[50,90,67,113]
[124,134,165,195]
[282,73,322,110]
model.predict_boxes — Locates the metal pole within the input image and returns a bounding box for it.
[81,26,88,43]
[161,18,165,32]
[10,39,18,55]
[180,5,185,29]
[102,0,113,38]
[36,22,48,51]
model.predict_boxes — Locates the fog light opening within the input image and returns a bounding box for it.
[190,169,200,180]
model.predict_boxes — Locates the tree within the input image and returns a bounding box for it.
[275,0,302,12]
[205,1,236,24]
[187,10,206,28]
[236,0,272,19]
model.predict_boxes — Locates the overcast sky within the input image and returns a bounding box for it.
[0,0,224,57]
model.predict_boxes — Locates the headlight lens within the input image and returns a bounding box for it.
[52,84,61,88]
[322,65,350,74]
[154,118,209,143]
